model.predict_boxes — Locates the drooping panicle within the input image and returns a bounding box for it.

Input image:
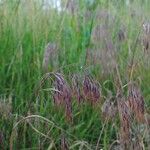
[128,83,145,123]
[82,76,100,104]
[53,73,73,122]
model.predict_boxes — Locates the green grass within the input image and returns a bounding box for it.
[0,0,150,149]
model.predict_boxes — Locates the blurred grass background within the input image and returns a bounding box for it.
[0,0,150,149]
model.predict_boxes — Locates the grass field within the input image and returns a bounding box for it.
[0,0,150,149]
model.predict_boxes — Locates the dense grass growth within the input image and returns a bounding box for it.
[0,0,150,149]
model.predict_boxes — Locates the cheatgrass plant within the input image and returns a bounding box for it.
[0,0,150,149]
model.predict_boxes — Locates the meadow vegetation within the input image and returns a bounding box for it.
[0,0,150,149]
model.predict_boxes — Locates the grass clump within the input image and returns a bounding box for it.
[0,0,150,149]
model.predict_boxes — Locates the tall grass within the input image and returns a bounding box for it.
[0,0,150,149]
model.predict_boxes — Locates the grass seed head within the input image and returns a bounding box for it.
[53,74,65,106]
[71,74,83,104]
[83,76,100,104]
[53,73,73,122]
[118,99,131,146]
[128,83,145,123]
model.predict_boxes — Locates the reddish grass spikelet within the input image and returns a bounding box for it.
[128,83,145,123]
[63,84,73,123]
[82,76,100,104]
[91,83,100,102]
[83,76,92,99]
[117,91,131,149]
[53,73,65,106]
[53,73,73,122]
[118,100,131,140]
[72,74,83,104]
